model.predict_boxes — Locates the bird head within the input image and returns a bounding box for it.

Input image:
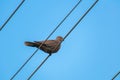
[56,36,63,42]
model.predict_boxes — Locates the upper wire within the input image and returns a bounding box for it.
[0,0,25,31]
[112,71,120,80]
[27,0,99,79]
[10,0,82,80]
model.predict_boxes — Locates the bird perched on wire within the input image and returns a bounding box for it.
[25,36,63,55]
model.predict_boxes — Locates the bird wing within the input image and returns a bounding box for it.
[44,40,58,46]
[34,40,57,45]
[34,40,60,49]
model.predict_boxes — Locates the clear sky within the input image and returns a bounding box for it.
[0,0,120,80]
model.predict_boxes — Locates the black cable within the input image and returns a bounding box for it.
[27,0,99,79]
[112,71,120,80]
[27,54,51,80]
[10,49,39,80]
[64,0,99,40]
[40,0,82,43]
[10,0,82,80]
[0,0,25,31]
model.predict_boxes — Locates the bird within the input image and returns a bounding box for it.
[25,36,63,55]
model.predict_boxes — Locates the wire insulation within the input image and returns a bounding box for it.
[27,54,51,80]
[0,0,25,31]
[64,0,99,40]
[112,71,120,80]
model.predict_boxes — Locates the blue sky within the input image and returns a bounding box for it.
[0,0,120,80]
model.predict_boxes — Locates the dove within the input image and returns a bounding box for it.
[25,36,63,55]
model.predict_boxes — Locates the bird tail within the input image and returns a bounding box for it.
[25,41,37,47]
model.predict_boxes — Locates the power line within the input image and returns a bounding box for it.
[0,0,25,31]
[27,0,99,79]
[112,71,120,80]
[10,0,82,80]
[27,54,51,80]
[64,0,99,40]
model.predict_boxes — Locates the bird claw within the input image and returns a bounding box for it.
[49,53,52,56]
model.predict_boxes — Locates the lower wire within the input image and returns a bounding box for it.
[27,54,51,80]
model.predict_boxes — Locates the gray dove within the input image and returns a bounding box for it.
[25,36,63,55]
